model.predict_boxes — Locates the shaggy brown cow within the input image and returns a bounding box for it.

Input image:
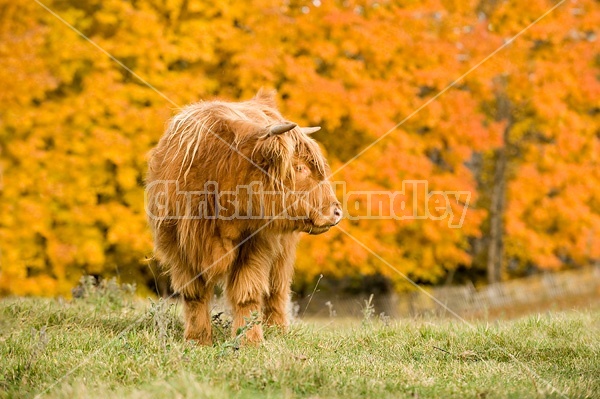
[146,89,341,344]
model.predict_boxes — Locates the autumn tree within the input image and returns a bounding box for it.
[0,0,598,296]
[468,0,600,282]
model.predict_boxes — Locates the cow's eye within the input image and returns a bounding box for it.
[296,164,309,175]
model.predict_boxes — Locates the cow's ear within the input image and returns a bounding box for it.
[253,88,278,108]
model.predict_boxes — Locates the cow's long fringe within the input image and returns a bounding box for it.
[166,91,326,186]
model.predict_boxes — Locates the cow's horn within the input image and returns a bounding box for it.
[269,122,297,136]
[300,127,321,135]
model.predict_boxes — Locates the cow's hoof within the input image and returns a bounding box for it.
[241,325,264,346]
[184,331,212,346]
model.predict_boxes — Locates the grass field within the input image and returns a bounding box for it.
[0,281,598,399]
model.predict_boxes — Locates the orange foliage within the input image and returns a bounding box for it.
[0,0,598,296]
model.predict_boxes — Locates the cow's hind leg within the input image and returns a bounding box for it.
[181,280,214,344]
[153,225,214,345]
[169,261,214,344]
[174,236,237,345]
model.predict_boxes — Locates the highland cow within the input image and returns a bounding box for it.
[146,89,342,344]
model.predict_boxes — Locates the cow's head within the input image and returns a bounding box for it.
[240,91,342,234]
[262,122,342,234]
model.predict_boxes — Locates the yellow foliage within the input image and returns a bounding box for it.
[0,0,599,296]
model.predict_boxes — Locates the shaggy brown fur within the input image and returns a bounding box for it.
[146,89,341,344]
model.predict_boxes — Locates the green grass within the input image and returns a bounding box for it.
[0,284,598,398]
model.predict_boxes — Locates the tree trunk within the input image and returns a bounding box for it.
[487,78,511,284]
[487,145,506,284]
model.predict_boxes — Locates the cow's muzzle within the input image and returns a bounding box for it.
[305,202,342,235]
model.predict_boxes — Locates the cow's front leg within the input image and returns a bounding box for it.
[227,236,273,344]
[227,274,267,344]
[264,234,299,329]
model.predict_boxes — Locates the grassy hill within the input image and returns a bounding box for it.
[0,282,598,398]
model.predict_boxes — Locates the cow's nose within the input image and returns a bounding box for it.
[332,203,343,224]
